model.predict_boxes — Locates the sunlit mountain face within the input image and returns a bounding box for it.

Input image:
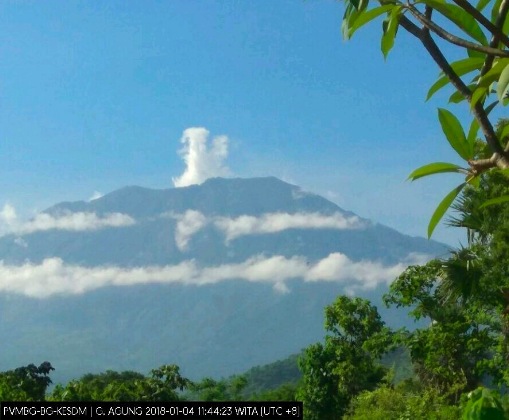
[0,177,448,384]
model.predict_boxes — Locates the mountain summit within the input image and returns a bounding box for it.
[0,177,448,383]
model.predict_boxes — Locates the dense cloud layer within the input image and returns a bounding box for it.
[0,204,135,236]
[172,127,231,187]
[0,252,427,298]
[214,212,365,241]
[171,210,365,250]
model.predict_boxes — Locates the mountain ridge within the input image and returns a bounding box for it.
[45,177,353,219]
[0,176,448,385]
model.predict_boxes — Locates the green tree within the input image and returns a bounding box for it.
[50,365,191,402]
[249,382,299,401]
[0,362,54,401]
[190,375,247,401]
[50,370,146,401]
[344,382,460,420]
[384,257,500,399]
[297,296,393,420]
[461,387,509,419]
[341,0,509,236]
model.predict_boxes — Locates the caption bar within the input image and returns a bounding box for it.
[1,402,302,419]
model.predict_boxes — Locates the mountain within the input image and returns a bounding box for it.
[0,177,448,385]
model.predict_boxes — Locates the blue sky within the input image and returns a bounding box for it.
[0,0,470,246]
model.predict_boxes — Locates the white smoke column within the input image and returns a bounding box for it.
[172,127,231,187]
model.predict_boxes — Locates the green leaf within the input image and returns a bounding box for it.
[470,60,509,108]
[467,119,480,144]
[467,175,480,187]
[499,124,509,144]
[350,0,361,10]
[342,3,357,39]
[485,100,499,114]
[408,162,465,181]
[470,86,488,108]
[499,168,509,178]
[438,108,472,159]
[381,6,401,59]
[496,63,509,101]
[503,11,509,36]
[428,183,465,238]
[479,195,509,208]
[347,5,394,38]
[449,90,467,103]
[357,0,369,11]
[468,48,486,59]
[475,58,509,90]
[427,57,484,101]
[476,0,491,12]
[422,0,488,44]
[492,0,503,23]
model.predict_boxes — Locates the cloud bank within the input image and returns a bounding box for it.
[167,210,365,249]
[214,212,365,241]
[0,204,135,236]
[18,212,135,234]
[0,252,423,298]
[172,127,231,187]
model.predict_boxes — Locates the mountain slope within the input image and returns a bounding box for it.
[0,177,448,384]
[0,177,447,266]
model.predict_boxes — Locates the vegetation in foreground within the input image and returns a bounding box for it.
[3,168,509,419]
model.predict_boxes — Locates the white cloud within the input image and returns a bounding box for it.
[167,210,366,249]
[172,127,231,187]
[305,253,407,290]
[174,210,208,251]
[0,203,135,236]
[0,258,198,298]
[89,191,104,201]
[214,212,365,242]
[0,204,17,226]
[0,204,17,236]
[0,252,422,299]
[17,212,135,234]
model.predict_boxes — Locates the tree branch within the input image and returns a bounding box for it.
[424,5,433,33]
[406,5,509,57]
[398,13,509,162]
[420,31,474,98]
[480,0,509,77]
[382,1,509,166]
[451,0,509,49]
[469,152,509,174]
[399,14,424,38]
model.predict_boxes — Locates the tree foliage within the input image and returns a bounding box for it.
[342,0,509,236]
[344,382,460,419]
[189,375,247,402]
[297,296,392,420]
[0,362,54,401]
[49,365,191,402]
